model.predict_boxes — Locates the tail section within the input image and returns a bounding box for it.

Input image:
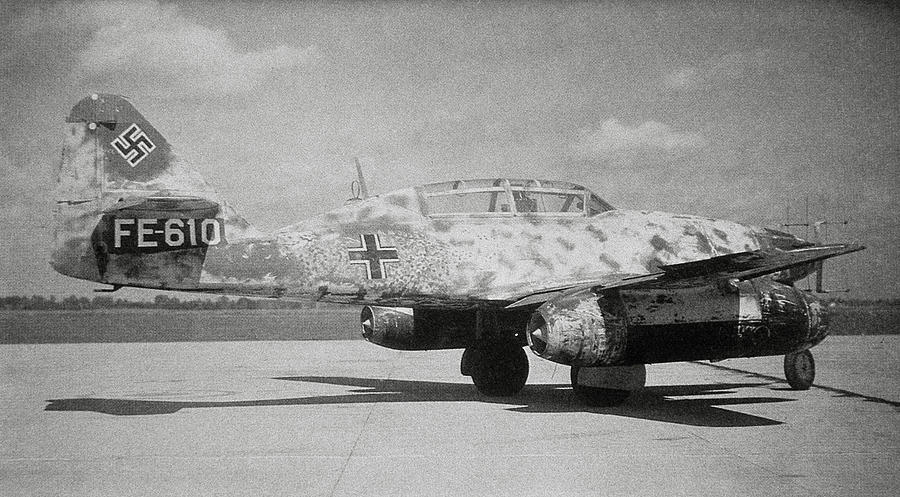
[52,94,255,288]
[57,93,221,203]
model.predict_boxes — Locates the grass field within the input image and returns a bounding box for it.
[0,309,360,344]
[1,305,897,344]
[829,305,900,336]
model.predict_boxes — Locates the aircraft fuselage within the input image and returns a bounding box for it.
[62,191,802,308]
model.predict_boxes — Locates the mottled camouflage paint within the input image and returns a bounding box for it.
[258,201,770,306]
[53,94,805,310]
[51,94,863,376]
[526,288,628,366]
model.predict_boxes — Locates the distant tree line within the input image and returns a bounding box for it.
[0,294,310,311]
[0,295,897,311]
[827,298,900,307]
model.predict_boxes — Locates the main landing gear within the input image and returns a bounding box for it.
[460,339,647,405]
[570,365,647,407]
[784,349,815,390]
[461,341,529,397]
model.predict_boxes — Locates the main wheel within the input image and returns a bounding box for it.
[784,349,815,390]
[465,342,529,397]
[571,365,646,407]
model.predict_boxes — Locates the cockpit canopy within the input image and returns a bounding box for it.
[417,178,613,217]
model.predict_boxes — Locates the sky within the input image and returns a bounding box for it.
[0,0,897,300]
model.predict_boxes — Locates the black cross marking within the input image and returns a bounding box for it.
[348,234,399,280]
[111,124,156,167]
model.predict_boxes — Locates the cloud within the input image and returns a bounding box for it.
[663,67,700,90]
[663,49,783,90]
[73,1,317,97]
[573,119,707,157]
[0,141,44,224]
[0,143,19,209]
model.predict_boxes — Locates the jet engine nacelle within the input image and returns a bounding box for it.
[526,279,829,367]
[360,306,477,350]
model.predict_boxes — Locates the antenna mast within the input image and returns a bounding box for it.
[354,157,369,200]
[781,195,850,293]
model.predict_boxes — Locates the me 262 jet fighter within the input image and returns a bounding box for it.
[52,94,864,405]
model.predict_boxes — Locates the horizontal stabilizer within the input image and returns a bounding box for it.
[103,196,221,217]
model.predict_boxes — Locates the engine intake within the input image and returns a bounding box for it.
[360,306,477,350]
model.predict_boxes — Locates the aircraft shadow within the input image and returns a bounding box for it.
[45,377,791,427]
[696,361,900,408]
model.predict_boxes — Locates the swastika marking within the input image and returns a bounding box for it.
[112,124,156,167]
[348,234,399,280]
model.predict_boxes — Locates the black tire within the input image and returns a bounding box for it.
[784,349,815,390]
[570,366,631,407]
[469,342,529,397]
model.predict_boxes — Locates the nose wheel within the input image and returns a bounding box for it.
[461,341,529,397]
[784,349,815,390]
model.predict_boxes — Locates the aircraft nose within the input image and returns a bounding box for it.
[804,292,831,344]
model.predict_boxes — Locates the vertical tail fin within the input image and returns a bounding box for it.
[59,93,220,200]
[52,94,254,286]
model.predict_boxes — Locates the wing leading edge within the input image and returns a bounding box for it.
[506,243,864,308]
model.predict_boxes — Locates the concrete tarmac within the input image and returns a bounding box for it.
[1,336,898,496]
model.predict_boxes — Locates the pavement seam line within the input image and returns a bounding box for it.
[691,361,900,407]
[326,353,398,497]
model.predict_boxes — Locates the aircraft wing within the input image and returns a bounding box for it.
[506,243,864,308]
